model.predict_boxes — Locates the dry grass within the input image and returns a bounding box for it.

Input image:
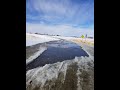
[71,38,94,46]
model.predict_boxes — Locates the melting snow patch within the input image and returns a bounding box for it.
[26,35,94,88]
[26,46,47,65]
[26,55,94,87]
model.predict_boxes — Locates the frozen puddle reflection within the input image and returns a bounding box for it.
[26,40,89,71]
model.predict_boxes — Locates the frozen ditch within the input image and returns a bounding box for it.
[26,40,89,71]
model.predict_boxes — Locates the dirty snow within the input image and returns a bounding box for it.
[26,33,94,89]
[26,46,47,65]
[26,41,94,88]
[26,61,68,86]
[26,56,93,88]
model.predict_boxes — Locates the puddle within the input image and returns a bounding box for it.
[26,40,89,71]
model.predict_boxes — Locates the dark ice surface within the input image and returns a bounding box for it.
[26,40,89,71]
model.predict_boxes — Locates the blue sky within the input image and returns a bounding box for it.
[26,0,94,37]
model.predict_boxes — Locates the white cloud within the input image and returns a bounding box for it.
[26,0,94,25]
[26,22,94,37]
[33,0,71,15]
[26,0,94,37]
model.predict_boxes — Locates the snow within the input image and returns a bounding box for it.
[26,61,69,86]
[26,33,94,47]
[26,33,94,89]
[52,36,94,44]
[26,46,47,65]
[26,56,93,88]
[76,66,81,90]
[26,42,94,87]
[26,33,60,46]
[52,36,76,40]
[72,41,94,59]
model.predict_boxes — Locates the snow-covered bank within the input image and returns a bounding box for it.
[26,33,60,46]
[26,56,94,90]
[26,46,47,65]
[26,33,94,90]
[26,40,94,90]
[26,33,94,47]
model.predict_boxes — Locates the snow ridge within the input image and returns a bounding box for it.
[26,46,47,65]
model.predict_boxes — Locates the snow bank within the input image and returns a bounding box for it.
[26,34,94,89]
[26,61,69,86]
[26,33,60,46]
[26,56,93,88]
[26,46,47,65]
